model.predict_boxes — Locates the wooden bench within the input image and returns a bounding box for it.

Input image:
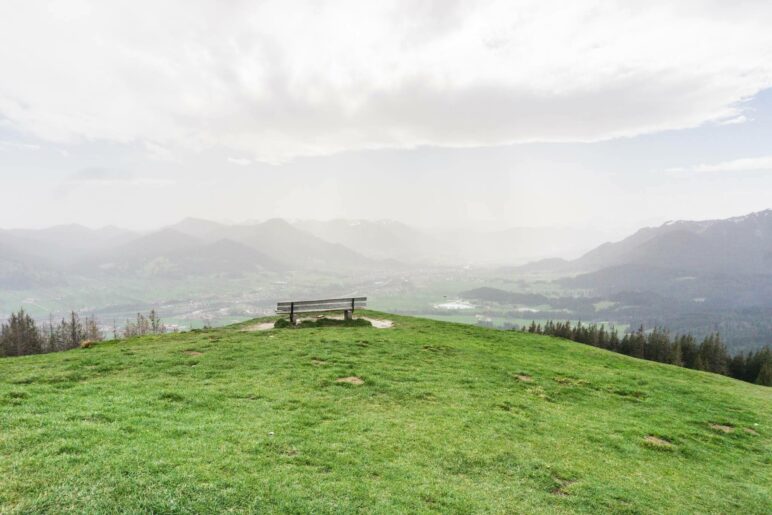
[276,297,367,324]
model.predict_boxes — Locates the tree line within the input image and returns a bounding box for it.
[0,308,167,358]
[521,320,772,386]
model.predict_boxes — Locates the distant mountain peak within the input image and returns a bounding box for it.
[572,208,772,275]
[175,216,217,224]
[167,217,226,239]
[726,208,772,223]
[52,223,90,230]
[262,218,292,228]
[661,208,771,228]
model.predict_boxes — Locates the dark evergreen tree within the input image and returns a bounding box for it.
[728,353,748,381]
[694,353,708,371]
[0,309,43,357]
[755,360,772,386]
[698,334,728,375]
[607,327,620,352]
[668,341,683,367]
[679,334,699,369]
[746,348,769,382]
[512,319,766,386]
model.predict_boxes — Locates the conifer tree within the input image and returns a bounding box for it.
[679,334,699,369]
[755,360,772,386]
[728,353,748,381]
[698,334,728,375]
[0,309,43,357]
[668,341,683,367]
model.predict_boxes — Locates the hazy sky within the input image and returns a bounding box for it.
[1,0,771,230]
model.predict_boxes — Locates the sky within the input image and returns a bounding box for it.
[1,0,772,232]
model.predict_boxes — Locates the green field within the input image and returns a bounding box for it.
[1,312,769,513]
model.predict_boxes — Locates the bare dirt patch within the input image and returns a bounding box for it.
[366,318,394,329]
[744,428,759,436]
[709,423,735,433]
[516,375,533,382]
[242,322,275,332]
[336,376,364,385]
[311,359,328,366]
[183,351,203,356]
[551,478,577,496]
[644,435,673,448]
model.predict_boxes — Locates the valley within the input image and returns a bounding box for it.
[2,210,771,352]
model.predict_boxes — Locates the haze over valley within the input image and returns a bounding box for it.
[3,209,771,352]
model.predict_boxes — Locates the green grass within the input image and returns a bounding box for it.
[275,317,373,329]
[1,311,769,513]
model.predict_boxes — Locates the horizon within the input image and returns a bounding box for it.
[2,207,770,238]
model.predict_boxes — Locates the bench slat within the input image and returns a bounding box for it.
[277,302,367,312]
[277,301,367,308]
[277,306,365,314]
[277,297,366,307]
[276,303,367,311]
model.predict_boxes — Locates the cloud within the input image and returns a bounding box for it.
[1,1,772,162]
[0,140,40,151]
[227,157,252,166]
[668,156,772,173]
[718,115,749,126]
[56,167,174,196]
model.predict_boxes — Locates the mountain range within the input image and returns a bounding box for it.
[0,217,612,287]
[570,209,772,275]
[1,210,770,291]
[0,219,379,287]
[502,210,770,313]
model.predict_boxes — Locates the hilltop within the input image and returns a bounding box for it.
[1,312,769,513]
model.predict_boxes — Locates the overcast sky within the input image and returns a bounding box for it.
[1,0,771,231]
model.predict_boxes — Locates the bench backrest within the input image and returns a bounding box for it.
[276,297,367,314]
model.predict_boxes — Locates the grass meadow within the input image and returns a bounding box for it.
[1,312,769,513]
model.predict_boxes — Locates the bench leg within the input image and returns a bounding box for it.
[290,314,295,325]
[344,310,353,321]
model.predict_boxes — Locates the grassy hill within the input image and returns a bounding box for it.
[1,312,769,513]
